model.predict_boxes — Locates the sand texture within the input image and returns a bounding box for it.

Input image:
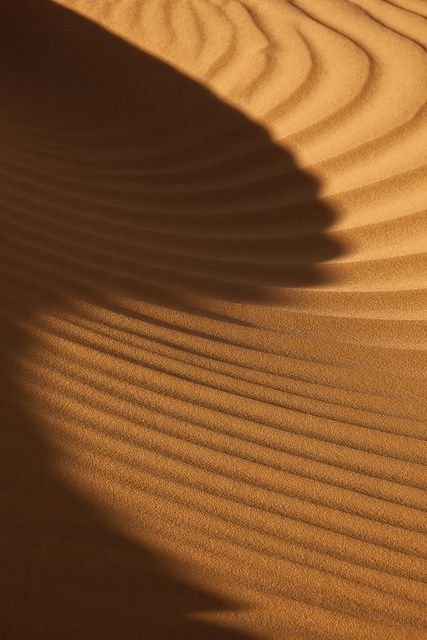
[0,1,426,638]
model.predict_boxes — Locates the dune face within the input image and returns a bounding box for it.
[0,1,426,639]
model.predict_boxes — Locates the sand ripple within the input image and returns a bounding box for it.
[1,1,426,639]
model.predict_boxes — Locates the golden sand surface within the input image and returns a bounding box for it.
[0,1,426,638]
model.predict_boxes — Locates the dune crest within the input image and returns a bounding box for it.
[0,1,426,639]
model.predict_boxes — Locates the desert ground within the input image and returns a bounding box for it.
[0,1,426,638]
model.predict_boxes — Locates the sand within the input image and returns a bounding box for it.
[0,0,426,638]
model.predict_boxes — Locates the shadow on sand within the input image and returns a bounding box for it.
[0,1,341,638]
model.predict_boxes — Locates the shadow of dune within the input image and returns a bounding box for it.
[0,1,342,638]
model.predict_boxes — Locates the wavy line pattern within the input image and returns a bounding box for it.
[0,1,426,639]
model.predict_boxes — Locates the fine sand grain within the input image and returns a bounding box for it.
[0,1,426,638]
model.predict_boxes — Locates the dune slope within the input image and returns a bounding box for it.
[0,1,426,639]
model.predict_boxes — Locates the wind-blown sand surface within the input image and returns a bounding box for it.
[1,1,426,638]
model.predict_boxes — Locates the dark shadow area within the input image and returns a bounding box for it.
[0,1,342,638]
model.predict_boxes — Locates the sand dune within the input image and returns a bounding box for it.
[0,1,426,638]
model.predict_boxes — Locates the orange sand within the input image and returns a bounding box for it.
[1,1,426,638]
